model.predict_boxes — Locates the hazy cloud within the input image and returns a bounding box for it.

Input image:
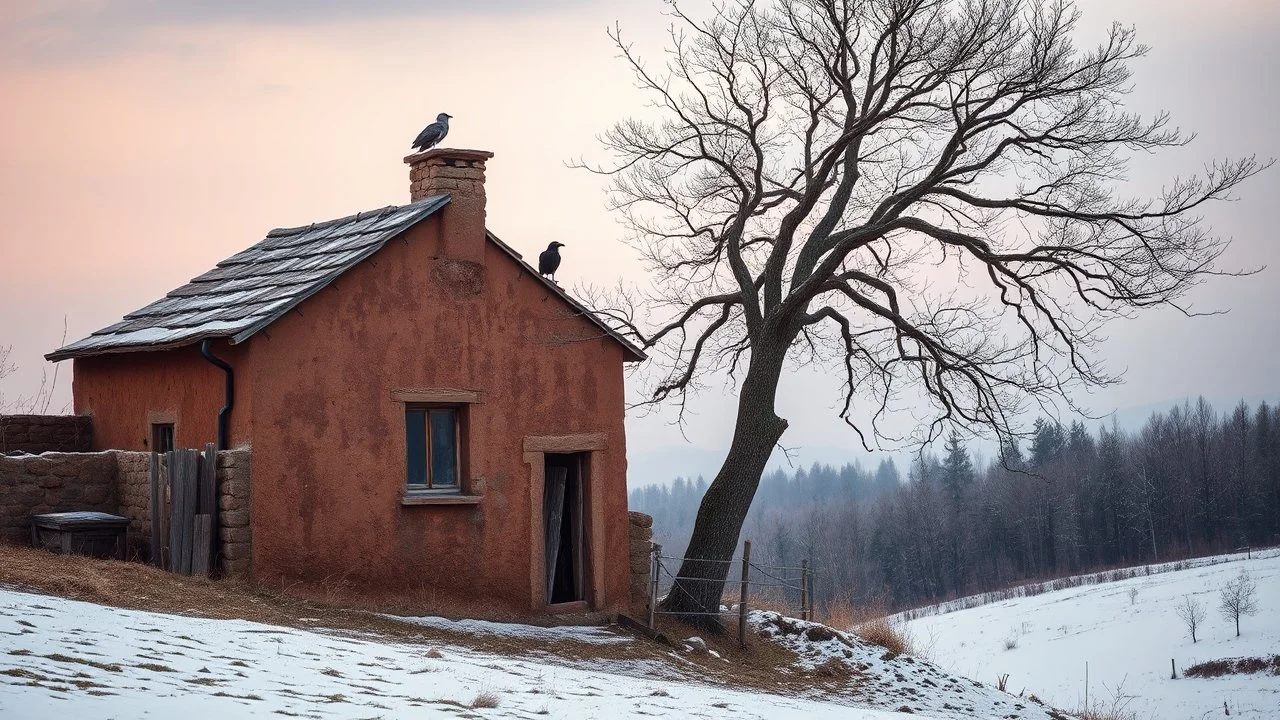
[2,0,595,64]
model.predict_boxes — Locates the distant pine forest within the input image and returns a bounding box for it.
[630,398,1280,611]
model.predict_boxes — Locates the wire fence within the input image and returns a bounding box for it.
[646,540,815,645]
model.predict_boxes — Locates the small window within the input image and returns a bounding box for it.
[406,406,461,491]
[151,423,174,453]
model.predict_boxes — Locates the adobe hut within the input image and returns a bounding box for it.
[47,148,645,617]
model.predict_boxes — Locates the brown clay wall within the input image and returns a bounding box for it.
[245,215,631,616]
[0,452,117,544]
[71,344,251,452]
[0,415,92,454]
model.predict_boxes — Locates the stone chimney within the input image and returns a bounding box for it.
[404,148,494,266]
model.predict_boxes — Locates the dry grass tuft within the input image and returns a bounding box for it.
[854,615,915,657]
[820,594,857,630]
[470,690,501,708]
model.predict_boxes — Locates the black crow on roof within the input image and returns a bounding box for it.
[538,242,565,282]
[412,113,452,152]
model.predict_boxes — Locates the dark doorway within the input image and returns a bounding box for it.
[543,453,586,605]
[151,423,174,453]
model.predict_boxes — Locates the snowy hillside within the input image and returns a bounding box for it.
[906,550,1280,719]
[0,586,1078,720]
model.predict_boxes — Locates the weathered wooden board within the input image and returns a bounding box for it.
[543,466,569,601]
[191,514,212,577]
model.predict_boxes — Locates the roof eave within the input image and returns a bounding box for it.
[45,333,238,363]
[483,229,647,363]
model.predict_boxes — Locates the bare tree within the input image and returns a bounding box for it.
[1218,569,1259,637]
[587,0,1266,625]
[1174,594,1206,643]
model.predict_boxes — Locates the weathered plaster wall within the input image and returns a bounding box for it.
[0,415,92,454]
[245,214,631,615]
[71,344,251,452]
[0,452,117,544]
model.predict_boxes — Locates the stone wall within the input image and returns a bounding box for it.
[628,511,654,611]
[0,448,250,578]
[0,452,117,544]
[0,415,92,454]
[217,450,251,579]
[115,451,159,558]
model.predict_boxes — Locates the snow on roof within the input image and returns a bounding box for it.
[46,196,645,363]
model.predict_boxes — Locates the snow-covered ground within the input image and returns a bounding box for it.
[0,586,1075,719]
[0,590,905,720]
[906,551,1280,719]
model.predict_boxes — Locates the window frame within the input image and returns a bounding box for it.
[404,403,465,494]
[151,423,175,453]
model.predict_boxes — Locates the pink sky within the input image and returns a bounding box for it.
[1,0,1277,482]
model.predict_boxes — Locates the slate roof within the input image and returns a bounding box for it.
[47,195,645,362]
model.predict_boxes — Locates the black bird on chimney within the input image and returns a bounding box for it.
[412,113,452,152]
[538,242,565,282]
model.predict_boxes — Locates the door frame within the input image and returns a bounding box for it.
[524,433,607,613]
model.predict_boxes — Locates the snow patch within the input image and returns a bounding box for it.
[381,613,633,645]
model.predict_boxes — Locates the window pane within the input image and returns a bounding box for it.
[406,409,427,487]
[429,409,458,487]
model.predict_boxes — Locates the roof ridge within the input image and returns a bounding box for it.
[265,198,439,238]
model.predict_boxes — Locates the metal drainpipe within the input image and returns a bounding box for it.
[200,339,234,451]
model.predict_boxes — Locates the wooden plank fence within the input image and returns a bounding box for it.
[148,443,220,577]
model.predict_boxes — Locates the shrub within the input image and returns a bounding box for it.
[470,690,500,709]
[1174,595,1206,643]
[1077,679,1138,720]
[1184,655,1280,678]
[1218,569,1260,637]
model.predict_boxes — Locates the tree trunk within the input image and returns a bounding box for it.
[658,345,789,630]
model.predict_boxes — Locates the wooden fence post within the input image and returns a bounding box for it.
[800,559,809,621]
[148,452,161,567]
[648,543,662,630]
[739,540,752,647]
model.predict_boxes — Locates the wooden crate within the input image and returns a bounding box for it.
[30,511,130,560]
